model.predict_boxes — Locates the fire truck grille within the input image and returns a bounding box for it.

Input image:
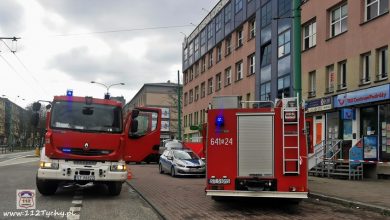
[235,178,277,191]
[62,148,113,156]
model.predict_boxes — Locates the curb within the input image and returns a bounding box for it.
[309,192,390,215]
[125,180,167,220]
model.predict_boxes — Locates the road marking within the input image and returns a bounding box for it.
[0,158,39,167]
[68,191,83,220]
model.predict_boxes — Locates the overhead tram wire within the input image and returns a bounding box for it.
[0,54,38,96]
[51,24,195,37]
[1,40,49,96]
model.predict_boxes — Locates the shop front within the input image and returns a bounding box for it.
[334,84,390,177]
[305,96,332,154]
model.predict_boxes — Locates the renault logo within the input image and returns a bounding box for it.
[84,143,89,150]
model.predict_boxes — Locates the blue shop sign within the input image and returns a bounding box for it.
[334,84,390,108]
[341,108,354,120]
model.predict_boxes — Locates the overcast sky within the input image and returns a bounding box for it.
[0,0,219,107]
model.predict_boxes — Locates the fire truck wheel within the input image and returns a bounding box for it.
[159,163,164,174]
[36,176,58,196]
[171,167,176,177]
[107,182,122,196]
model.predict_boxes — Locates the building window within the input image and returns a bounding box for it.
[201,82,206,98]
[207,78,213,94]
[225,2,232,22]
[338,61,347,90]
[184,115,187,128]
[260,82,271,100]
[208,50,213,68]
[216,13,223,32]
[249,19,256,40]
[184,71,188,85]
[194,62,199,78]
[194,37,199,54]
[261,43,271,67]
[377,46,388,80]
[361,53,371,84]
[245,93,251,108]
[189,68,194,81]
[248,53,255,75]
[217,44,222,63]
[303,20,316,50]
[261,2,272,28]
[195,86,199,101]
[201,57,206,72]
[184,92,188,106]
[365,0,389,21]
[216,73,222,91]
[225,36,232,55]
[189,113,192,126]
[278,0,291,16]
[235,61,243,81]
[235,0,243,14]
[194,111,198,125]
[207,23,213,39]
[308,71,316,98]
[330,3,348,37]
[278,30,291,58]
[277,75,290,98]
[225,67,232,86]
[200,30,206,46]
[236,28,243,48]
[326,65,335,93]
[189,89,193,103]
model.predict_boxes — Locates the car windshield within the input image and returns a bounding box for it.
[173,150,199,160]
[165,142,183,149]
[50,101,122,133]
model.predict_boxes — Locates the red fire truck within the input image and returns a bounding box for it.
[33,94,161,196]
[206,96,308,200]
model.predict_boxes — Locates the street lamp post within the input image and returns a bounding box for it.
[90,81,125,99]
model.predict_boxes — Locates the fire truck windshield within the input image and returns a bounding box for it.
[50,101,122,133]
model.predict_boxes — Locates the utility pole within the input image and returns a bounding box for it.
[177,70,182,140]
[293,0,302,100]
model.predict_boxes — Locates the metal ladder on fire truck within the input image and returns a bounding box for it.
[281,94,300,175]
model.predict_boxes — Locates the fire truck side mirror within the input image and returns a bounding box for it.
[31,112,40,127]
[32,102,41,111]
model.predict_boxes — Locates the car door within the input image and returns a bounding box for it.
[123,108,161,162]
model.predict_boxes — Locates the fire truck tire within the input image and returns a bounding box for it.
[36,176,58,196]
[107,181,122,196]
[159,163,164,174]
[171,167,176,177]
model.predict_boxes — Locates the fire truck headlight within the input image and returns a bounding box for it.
[289,186,297,192]
[40,161,59,169]
[110,164,127,172]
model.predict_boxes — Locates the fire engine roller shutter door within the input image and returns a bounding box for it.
[237,113,274,177]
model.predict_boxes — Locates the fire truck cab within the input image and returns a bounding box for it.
[206,96,308,200]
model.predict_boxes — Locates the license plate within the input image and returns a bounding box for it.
[190,168,199,172]
[74,175,95,181]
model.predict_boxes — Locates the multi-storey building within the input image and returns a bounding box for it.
[124,82,181,140]
[302,0,390,177]
[182,0,295,141]
[0,98,27,146]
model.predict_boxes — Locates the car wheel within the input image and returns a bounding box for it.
[159,163,164,174]
[171,166,176,177]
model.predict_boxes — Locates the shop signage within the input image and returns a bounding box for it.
[334,84,390,108]
[363,135,378,161]
[305,97,332,113]
[341,108,353,120]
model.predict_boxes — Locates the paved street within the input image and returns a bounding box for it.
[0,158,160,220]
[0,155,389,219]
[128,164,389,220]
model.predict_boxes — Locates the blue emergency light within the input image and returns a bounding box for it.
[215,115,224,127]
[66,90,73,96]
[62,148,71,153]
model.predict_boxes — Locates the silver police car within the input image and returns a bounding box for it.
[159,148,205,177]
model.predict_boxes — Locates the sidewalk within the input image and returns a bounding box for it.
[308,176,390,214]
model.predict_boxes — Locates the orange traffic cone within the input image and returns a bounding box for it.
[127,167,132,180]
